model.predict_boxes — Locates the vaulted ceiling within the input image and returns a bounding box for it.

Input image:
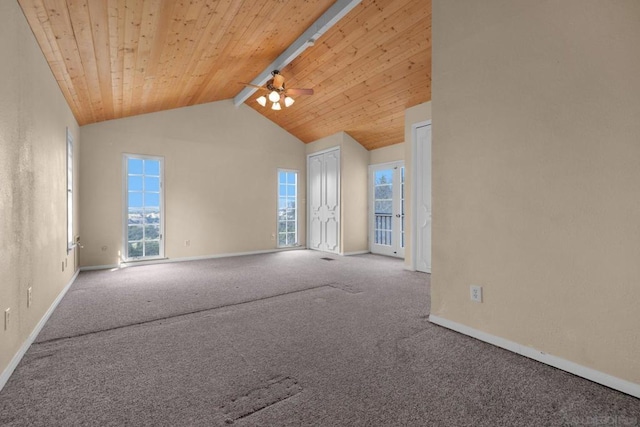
[18,0,431,150]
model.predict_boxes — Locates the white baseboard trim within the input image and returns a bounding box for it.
[80,264,119,271]
[80,247,308,271]
[0,269,79,392]
[342,250,370,256]
[273,246,308,252]
[428,315,640,399]
[163,247,306,265]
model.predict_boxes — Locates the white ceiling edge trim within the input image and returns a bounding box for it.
[233,0,362,107]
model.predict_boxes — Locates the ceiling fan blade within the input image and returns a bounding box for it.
[238,82,268,91]
[285,88,314,96]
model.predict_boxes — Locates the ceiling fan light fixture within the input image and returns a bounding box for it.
[268,90,280,103]
[240,71,313,111]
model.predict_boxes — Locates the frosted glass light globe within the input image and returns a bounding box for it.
[268,91,280,103]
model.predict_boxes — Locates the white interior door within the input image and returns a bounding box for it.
[323,150,340,253]
[370,162,405,258]
[415,124,432,272]
[308,149,340,254]
[308,154,324,251]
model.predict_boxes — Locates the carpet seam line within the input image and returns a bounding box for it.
[33,283,338,346]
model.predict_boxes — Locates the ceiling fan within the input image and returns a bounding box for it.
[240,70,314,110]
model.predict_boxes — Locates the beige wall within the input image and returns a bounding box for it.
[80,101,306,267]
[403,102,432,268]
[0,1,80,379]
[432,0,640,384]
[341,133,369,254]
[306,132,370,254]
[369,142,405,165]
[305,133,342,156]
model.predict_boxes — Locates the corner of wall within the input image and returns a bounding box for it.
[340,133,370,254]
[432,1,640,387]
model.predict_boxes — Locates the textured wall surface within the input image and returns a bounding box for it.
[370,142,405,165]
[0,1,80,378]
[340,133,369,254]
[432,0,640,384]
[79,101,306,267]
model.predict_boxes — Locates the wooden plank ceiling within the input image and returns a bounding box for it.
[18,0,431,150]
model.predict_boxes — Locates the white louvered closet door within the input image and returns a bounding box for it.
[308,148,340,254]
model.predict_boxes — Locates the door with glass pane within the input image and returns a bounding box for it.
[278,169,298,247]
[124,155,163,260]
[370,162,405,258]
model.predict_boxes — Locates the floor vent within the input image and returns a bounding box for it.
[320,257,335,261]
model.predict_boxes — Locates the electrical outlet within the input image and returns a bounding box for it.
[470,285,483,303]
[62,261,65,272]
[185,240,190,247]
[27,287,32,308]
[4,308,10,331]
[271,233,276,240]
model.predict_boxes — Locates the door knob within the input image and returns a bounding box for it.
[395,214,401,218]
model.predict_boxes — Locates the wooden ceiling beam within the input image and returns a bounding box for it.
[233,0,362,107]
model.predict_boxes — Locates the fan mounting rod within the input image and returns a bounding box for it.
[233,0,362,106]
[267,70,286,92]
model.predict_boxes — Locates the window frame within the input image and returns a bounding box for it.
[123,153,165,261]
[277,168,299,248]
[66,128,74,253]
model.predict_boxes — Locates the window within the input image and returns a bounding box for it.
[278,169,298,247]
[66,128,73,251]
[401,166,405,248]
[124,155,163,260]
